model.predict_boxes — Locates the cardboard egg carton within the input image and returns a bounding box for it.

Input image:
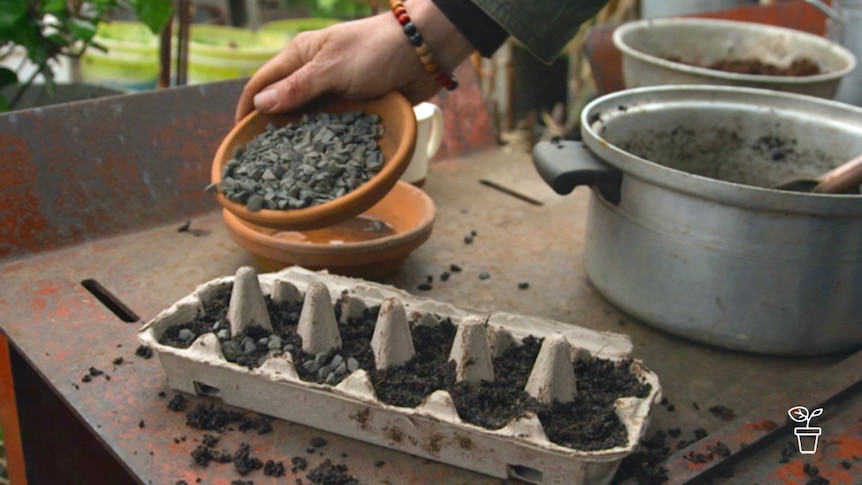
[138,266,661,484]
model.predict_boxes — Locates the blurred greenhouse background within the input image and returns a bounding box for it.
[1,0,650,144]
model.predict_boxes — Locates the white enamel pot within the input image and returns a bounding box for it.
[533,86,862,356]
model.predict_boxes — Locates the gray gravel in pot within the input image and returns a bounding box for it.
[217,111,385,211]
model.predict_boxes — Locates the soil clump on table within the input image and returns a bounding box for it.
[159,284,652,451]
[666,56,821,76]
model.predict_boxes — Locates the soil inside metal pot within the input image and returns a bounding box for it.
[158,284,652,452]
[666,56,822,76]
[615,126,837,189]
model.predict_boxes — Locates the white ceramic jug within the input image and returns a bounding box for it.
[401,102,443,187]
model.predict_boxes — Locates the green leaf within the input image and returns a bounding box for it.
[5,20,50,64]
[0,95,9,113]
[40,0,67,14]
[0,67,17,89]
[68,18,98,43]
[45,32,71,48]
[90,0,119,11]
[0,0,27,30]
[132,0,174,34]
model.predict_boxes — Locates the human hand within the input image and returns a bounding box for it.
[235,0,474,123]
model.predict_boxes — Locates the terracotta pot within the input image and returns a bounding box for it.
[212,92,417,231]
[222,181,435,279]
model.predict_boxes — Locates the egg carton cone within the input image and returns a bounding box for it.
[138,266,662,485]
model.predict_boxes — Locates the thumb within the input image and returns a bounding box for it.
[253,62,333,114]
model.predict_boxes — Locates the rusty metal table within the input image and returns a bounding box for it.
[1,81,860,485]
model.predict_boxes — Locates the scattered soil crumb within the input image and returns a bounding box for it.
[306,459,360,485]
[202,434,220,448]
[803,461,830,485]
[191,445,231,466]
[135,345,153,359]
[184,403,271,435]
[684,450,711,464]
[683,441,731,464]
[310,437,328,448]
[804,462,820,477]
[264,460,286,477]
[113,357,124,365]
[612,428,670,484]
[709,442,731,458]
[233,443,264,475]
[708,405,736,421]
[779,441,796,463]
[291,456,308,473]
[191,445,212,466]
[168,394,188,412]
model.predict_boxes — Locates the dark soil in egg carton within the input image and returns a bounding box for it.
[158,283,652,452]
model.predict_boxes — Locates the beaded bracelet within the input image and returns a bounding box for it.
[389,0,458,91]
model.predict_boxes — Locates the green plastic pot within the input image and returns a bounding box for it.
[79,21,159,91]
[186,25,288,84]
[260,17,342,40]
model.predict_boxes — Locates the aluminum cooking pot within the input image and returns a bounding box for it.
[533,86,862,356]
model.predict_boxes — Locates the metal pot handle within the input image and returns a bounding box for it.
[532,138,622,204]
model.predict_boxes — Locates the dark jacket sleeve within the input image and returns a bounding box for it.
[433,0,609,64]
[431,0,509,58]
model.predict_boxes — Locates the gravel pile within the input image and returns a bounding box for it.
[300,352,361,385]
[222,333,294,365]
[217,111,385,211]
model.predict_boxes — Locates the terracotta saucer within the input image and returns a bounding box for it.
[212,92,417,231]
[222,181,435,279]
